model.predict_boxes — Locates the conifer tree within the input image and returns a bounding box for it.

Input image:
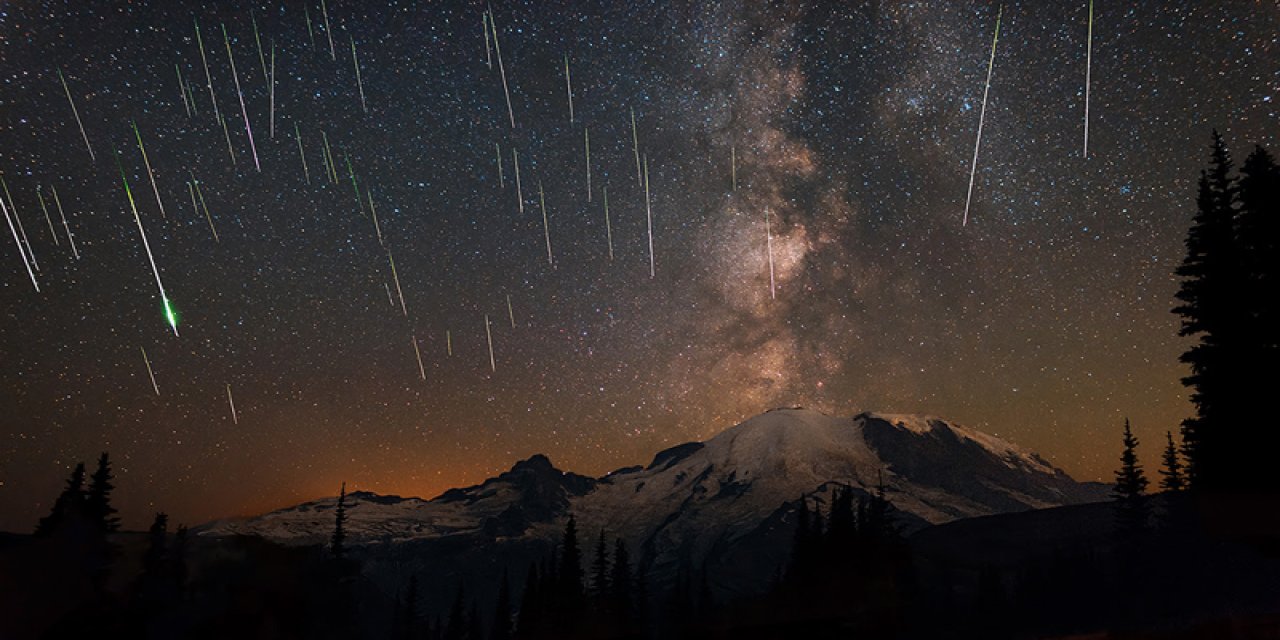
[490,569,513,640]
[330,482,348,559]
[86,452,120,532]
[591,529,610,598]
[34,462,86,536]
[559,514,583,600]
[1159,431,1185,492]
[516,562,540,638]
[1174,131,1243,490]
[143,512,169,575]
[444,582,468,640]
[609,538,633,626]
[1113,419,1150,537]
[1237,144,1280,491]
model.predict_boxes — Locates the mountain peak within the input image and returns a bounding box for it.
[509,454,555,473]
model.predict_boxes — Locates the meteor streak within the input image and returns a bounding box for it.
[764,207,776,300]
[226,384,238,424]
[488,9,515,128]
[368,189,383,245]
[0,196,38,291]
[295,123,310,184]
[351,36,367,113]
[133,122,167,220]
[643,155,654,278]
[507,294,515,329]
[304,5,315,48]
[731,144,737,191]
[584,128,591,202]
[1,177,37,272]
[495,142,504,188]
[194,20,222,126]
[36,187,59,246]
[388,250,407,317]
[176,64,191,117]
[484,314,496,372]
[115,151,179,336]
[51,185,78,259]
[603,187,613,261]
[141,347,159,395]
[57,69,94,161]
[513,148,523,213]
[539,181,553,265]
[190,171,217,242]
[631,108,641,187]
[482,12,492,69]
[222,24,261,172]
[1083,0,1093,159]
[412,335,426,380]
[270,41,276,139]
[252,11,268,81]
[446,330,453,357]
[321,0,335,60]
[962,4,1002,227]
[564,54,574,123]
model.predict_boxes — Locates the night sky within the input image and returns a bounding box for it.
[1,1,1276,531]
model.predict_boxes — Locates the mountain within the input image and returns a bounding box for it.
[198,408,1108,604]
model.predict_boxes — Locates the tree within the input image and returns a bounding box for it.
[609,538,633,627]
[444,582,468,640]
[516,562,541,638]
[490,570,513,640]
[143,512,169,575]
[1159,431,1185,492]
[1113,419,1150,537]
[591,529,610,598]
[34,462,86,536]
[1173,131,1244,491]
[559,515,583,601]
[86,452,120,532]
[330,482,348,559]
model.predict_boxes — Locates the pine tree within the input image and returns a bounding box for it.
[34,462,86,536]
[1174,131,1244,491]
[401,574,421,640]
[331,482,348,559]
[143,512,169,575]
[445,582,468,640]
[1237,145,1280,492]
[516,562,540,639]
[591,529,610,598]
[559,514,583,600]
[171,524,189,597]
[1159,431,1185,492]
[609,538,633,627]
[1113,419,1150,537]
[86,452,120,532]
[490,570,513,640]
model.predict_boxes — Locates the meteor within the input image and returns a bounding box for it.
[351,36,367,113]
[220,115,237,165]
[321,0,335,60]
[0,196,38,291]
[252,11,268,81]
[50,185,79,259]
[1083,0,1093,159]
[962,4,1002,227]
[36,187,59,246]
[631,108,641,187]
[644,155,654,278]
[223,24,262,172]
[141,347,160,395]
[484,314,496,373]
[513,148,523,213]
[133,121,168,220]
[1,177,37,272]
[488,9,515,128]
[584,128,591,202]
[115,151,179,336]
[446,329,453,357]
[388,249,407,317]
[295,123,310,184]
[368,189,383,245]
[194,20,222,126]
[731,144,737,191]
[304,5,316,48]
[482,12,492,69]
[322,132,339,183]
[226,384,238,424]
[495,142,504,188]
[412,335,426,380]
[270,41,276,139]
[190,171,217,242]
[539,181,553,265]
[507,294,516,329]
[344,152,364,216]
[176,65,192,117]
[603,187,613,261]
[57,69,94,161]
[764,207,776,300]
[564,54,574,123]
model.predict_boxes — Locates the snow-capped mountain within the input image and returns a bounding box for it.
[198,408,1106,599]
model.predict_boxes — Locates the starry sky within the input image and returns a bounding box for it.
[0,0,1276,531]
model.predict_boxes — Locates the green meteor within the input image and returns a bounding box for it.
[115,150,179,336]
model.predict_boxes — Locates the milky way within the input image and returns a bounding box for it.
[0,1,1277,530]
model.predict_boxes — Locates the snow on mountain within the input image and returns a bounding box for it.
[198,408,1107,596]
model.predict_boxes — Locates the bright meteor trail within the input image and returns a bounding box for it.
[1083,0,1093,159]
[962,4,1002,227]
[0,196,38,292]
[133,122,167,220]
[115,151,178,337]
[222,24,261,172]
[57,69,94,162]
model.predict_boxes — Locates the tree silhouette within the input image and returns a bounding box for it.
[86,452,120,532]
[1113,419,1150,538]
[1159,431,1185,492]
[490,569,513,640]
[591,529,609,598]
[1237,144,1280,492]
[330,482,348,559]
[34,462,86,536]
